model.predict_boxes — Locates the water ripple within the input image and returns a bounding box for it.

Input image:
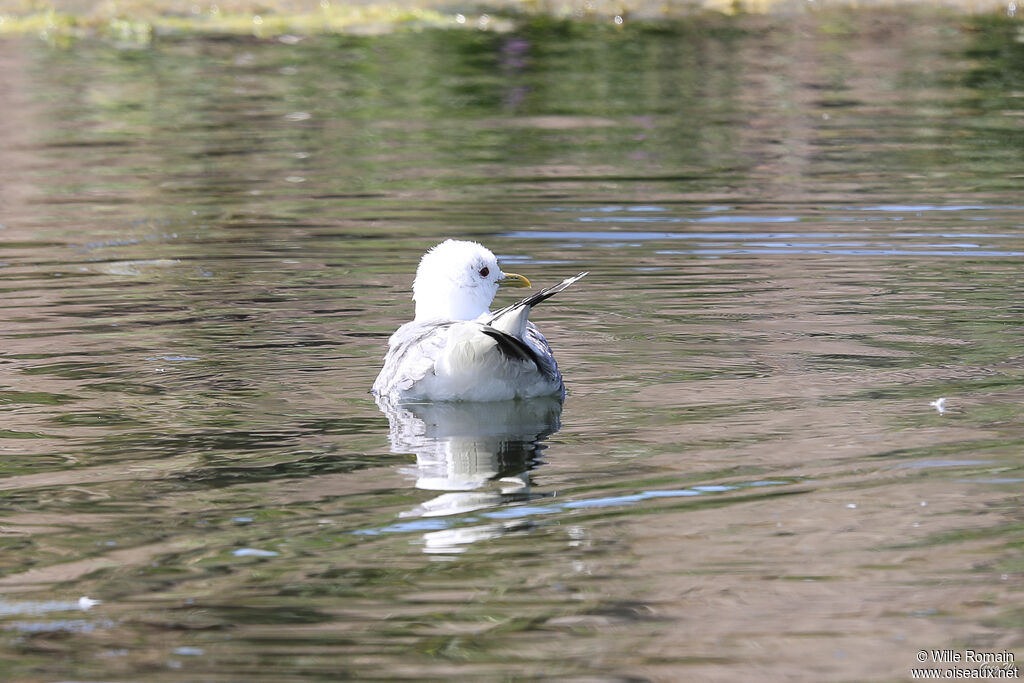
[352,479,793,537]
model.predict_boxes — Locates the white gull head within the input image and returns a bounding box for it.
[412,239,528,321]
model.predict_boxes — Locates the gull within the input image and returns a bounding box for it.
[372,239,586,403]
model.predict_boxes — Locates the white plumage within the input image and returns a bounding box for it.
[372,239,586,403]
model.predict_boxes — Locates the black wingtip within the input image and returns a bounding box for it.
[479,326,542,367]
[487,272,587,323]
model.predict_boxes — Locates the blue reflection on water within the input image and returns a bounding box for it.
[6,619,117,634]
[510,230,848,240]
[845,204,1023,211]
[506,230,1024,241]
[506,228,1024,257]
[658,249,1024,257]
[352,479,791,537]
[577,216,801,224]
[0,599,94,617]
[510,203,1024,258]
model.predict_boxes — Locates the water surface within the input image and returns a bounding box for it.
[1,11,1023,681]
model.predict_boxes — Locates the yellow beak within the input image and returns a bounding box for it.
[499,272,532,288]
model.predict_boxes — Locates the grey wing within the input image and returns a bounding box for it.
[524,321,561,384]
[372,321,453,396]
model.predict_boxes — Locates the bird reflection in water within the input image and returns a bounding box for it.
[375,396,563,554]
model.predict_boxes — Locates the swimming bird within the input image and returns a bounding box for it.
[372,239,586,403]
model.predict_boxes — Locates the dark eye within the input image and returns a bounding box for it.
[479,267,490,278]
